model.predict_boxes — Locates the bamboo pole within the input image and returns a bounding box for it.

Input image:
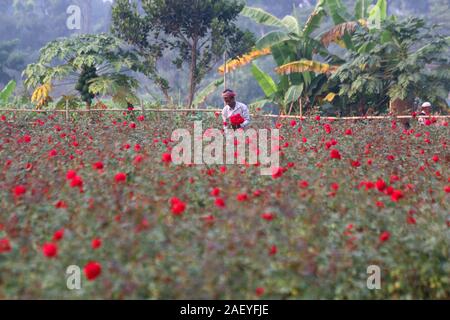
[1,108,449,120]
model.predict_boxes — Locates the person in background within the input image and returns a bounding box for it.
[418,102,432,125]
[221,89,250,131]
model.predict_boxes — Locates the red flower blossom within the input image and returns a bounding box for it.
[391,189,404,202]
[66,170,77,180]
[70,175,83,188]
[271,167,283,179]
[114,172,127,183]
[52,229,64,241]
[48,149,58,157]
[84,261,102,281]
[330,149,341,160]
[91,238,102,249]
[350,160,361,168]
[269,245,277,256]
[344,129,353,135]
[210,188,220,197]
[13,185,26,197]
[92,161,104,170]
[229,114,245,126]
[55,200,67,208]
[214,198,226,208]
[162,153,172,163]
[407,216,416,225]
[379,231,390,243]
[0,238,12,254]
[261,212,275,221]
[237,193,248,201]
[376,201,385,208]
[255,287,265,296]
[298,180,309,188]
[376,179,386,192]
[133,154,144,165]
[42,243,58,258]
[170,197,186,215]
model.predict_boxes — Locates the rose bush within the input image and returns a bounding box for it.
[0,111,448,299]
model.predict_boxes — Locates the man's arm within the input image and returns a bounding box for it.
[241,103,251,128]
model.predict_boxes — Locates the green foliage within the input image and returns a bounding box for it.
[0,80,16,105]
[76,65,98,107]
[192,78,224,108]
[112,0,255,107]
[331,17,450,114]
[23,34,140,109]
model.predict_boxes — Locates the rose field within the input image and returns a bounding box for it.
[0,111,449,300]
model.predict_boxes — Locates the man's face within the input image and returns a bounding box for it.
[422,106,431,114]
[224,96,236,108]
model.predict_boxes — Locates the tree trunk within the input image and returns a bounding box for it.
[187,37,198,109]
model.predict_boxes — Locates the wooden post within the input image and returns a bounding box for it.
[223,51,227,91]
[65,99,69,122]
[299,98,303,118]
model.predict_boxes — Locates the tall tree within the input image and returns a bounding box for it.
[111,0,255,107]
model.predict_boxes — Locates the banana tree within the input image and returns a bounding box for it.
[219,0,382,114]
[23,34,141,110]
[218,2,343,114]
[0,80,16,106]
[329,17,450,116]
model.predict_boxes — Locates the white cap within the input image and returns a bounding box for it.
[421,102,432,108]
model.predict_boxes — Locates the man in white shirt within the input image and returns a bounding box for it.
[221,89,251,131]
[418,102,432,125]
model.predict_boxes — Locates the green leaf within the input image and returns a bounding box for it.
[354,0,372,19]
[251,62,278,97]
[241,6,285,29]
[192,78,224,107]
[0,80,16,104]
[303,0,327,36]
[256,31,291,50]
[281,15,300,34]
[284,84,304,104]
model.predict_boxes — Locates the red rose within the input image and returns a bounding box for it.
[70,175,83,188]
[210,188,220,197]
[0,238,12,254]
[42,243,58,258]
[170,197,186,215]
[53,229,64,241]
[269,245,277,256]
[84,261,102,281]
[330,149,341,160]
[379,231,390,243]
[13,185,26,197]
[91,238,102,249]
[261,213,275,221]
[214,198,226,208]
[114,172,127,183]
[376,179,386,192]
[162,153,172,163]
[93,161,104,170]
[255,287,265,296]
[236,193,248,201]
[229,114,245,126]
